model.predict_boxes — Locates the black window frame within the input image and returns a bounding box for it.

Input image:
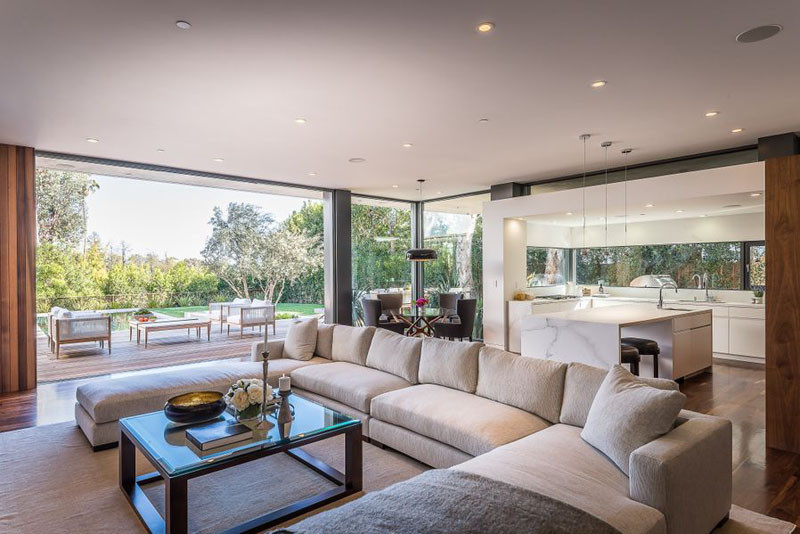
[743,240,766,291]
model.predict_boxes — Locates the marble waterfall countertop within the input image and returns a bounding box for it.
[517,295,764,309]
[524,303,710,327]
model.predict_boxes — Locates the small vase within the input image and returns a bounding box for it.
[235,403,261,423]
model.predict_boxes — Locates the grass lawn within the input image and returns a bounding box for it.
[152,303,322,318]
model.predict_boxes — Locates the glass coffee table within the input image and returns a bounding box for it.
[119,393,362,534]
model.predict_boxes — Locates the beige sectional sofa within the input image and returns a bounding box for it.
[75,322,731,533]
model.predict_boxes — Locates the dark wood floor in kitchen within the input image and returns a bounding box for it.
[0,359,797,526]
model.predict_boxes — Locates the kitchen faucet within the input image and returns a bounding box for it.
[691,273,713,302]
[657,282,678,309]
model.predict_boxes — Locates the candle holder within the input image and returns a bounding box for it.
[256,316,273,431]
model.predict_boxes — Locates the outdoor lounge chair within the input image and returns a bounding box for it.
[226,304,276,337]
[51,308,112,358]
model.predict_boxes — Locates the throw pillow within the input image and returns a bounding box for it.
[331,325,376,365]
[581,364,686,475]
[365,329,422,383]
[315,323,335,359]
[418,337,483,393]
[283,319,318,361]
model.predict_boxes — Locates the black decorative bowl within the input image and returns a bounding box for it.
[164,391,226,424]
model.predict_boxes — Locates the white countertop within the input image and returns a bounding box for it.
[528,303,711,327]
[509,295,764,309]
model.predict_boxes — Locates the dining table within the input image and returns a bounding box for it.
[401,306,444,337]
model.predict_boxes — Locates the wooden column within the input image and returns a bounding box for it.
[766,154,800,452]
[0,144,37,393]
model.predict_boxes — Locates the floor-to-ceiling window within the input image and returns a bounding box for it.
[351,197,413,325]
[34,155,324,382]
[423,193,487,339]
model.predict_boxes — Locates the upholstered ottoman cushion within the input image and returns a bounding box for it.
[290,361,411,413]
[370,384,550,457]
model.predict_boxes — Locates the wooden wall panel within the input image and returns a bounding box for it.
[766,154,800,452]
[0,144,36,393]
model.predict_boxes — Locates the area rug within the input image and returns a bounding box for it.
[0,422,426,533]
[0,422,795,533]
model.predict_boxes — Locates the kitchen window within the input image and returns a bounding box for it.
[575,242,743,289]
[744,241,765,290]
[527,247,568,287]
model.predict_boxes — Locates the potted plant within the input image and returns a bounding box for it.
[752,288,764,305]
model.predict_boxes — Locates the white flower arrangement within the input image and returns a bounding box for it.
[224,378,273,419]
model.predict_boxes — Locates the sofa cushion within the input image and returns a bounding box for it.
[290,361,410,413]
[331,325,376,365]
[454,424,666,534]
[418,337,482,393]
[476,347,566,423]
[315,323,335,359]
[560,362,679,427]
[283,319,318,361]
[76,361,328,424]
[581,365,686,475]
[365,329,422,384]
[370,384,549,457]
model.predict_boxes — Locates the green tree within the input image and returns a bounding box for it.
[35,169,99,250]
[202,203,275,299]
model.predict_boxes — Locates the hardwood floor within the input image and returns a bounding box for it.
[1,358,797,525]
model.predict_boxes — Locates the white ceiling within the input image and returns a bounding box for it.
[2,0,799,200]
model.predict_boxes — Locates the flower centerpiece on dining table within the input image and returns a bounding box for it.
[224,378,273,422]
[414,297,429,315]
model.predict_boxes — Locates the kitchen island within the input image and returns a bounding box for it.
[520,304,712,380]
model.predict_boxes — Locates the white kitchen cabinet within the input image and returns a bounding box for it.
[728,308,765,359]
[712,316,729,354]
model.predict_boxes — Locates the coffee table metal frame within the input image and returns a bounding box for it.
[119,416,362,534]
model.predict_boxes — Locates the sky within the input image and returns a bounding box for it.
[86,175,314,259]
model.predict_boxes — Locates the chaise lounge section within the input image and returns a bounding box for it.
[74,321,732,532]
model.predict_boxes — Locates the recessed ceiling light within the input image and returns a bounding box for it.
[56,163,75,169]
[565,212,573,216]
[723,204,742,208]
[348,157,366,163]
[639,213,646,216]
[307,172,317,176]
[701,214,708,218]
[86,137,99,143]
[392,184,399,188]
[436,191,442,195]
[675,209,684,213]
[156,148,165,153]
[590,80,607,88]
[731,128,744,134]
[476,22,495,33]
[401,143,413,148]
[478,118,490,124]
[176,20,192,30]
[736,24,783,44]
[212,157,224,162]
[704,111,719,117]
[294,118,307,124]
[645,203,654,208]
[750,192,761,197]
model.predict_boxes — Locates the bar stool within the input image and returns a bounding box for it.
[621,337,660,378]
[621,344,641,376]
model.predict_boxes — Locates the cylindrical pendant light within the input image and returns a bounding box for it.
[579,134,591,247]
[601,141,612,247]
[621,148,632,245]
[406,179,438,262]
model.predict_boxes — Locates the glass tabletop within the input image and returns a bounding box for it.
[120,393,358,477]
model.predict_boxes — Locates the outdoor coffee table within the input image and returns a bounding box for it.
[129,318,212,347]
[119,393,362,534]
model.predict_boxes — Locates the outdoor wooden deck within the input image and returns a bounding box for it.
[37,320,292,383]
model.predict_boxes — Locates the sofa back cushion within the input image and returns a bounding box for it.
[560,362,680,427]
[418,337,483,393]
[365,329,422,383]
[315,323,335,359]
[475,347,566,423]
[331,325,376,365]
[283,319,318,361]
